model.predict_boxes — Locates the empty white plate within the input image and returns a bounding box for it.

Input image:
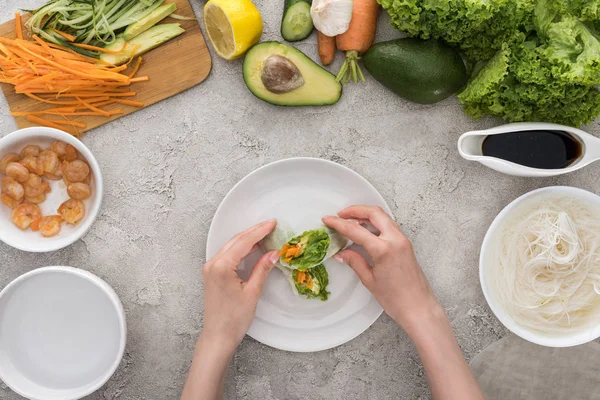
[207,158,392,352]
[0,267,126,400]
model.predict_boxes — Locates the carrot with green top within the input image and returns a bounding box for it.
[335,0,379,83]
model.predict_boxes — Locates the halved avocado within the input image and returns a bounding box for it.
[243,42,342,106]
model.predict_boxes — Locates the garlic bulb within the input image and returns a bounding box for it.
[310,0,354,37]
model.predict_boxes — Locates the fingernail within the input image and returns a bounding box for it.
[268,251,280,264]
[334,254,344,263]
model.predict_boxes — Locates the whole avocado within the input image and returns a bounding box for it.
[363,38,467,104]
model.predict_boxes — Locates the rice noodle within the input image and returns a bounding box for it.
[493,196,600,333]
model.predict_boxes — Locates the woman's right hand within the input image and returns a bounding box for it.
[323,206,440,336]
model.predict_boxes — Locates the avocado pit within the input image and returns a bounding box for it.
[261,55,305,94]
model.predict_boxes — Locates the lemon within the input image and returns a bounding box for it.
[204,0,263,60]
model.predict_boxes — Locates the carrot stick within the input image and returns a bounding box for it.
[75,96,111,117]
[317,32,336,66]
[72,42,127,54]
[129,76,148,83]
[128,57,143,78]
[52,29,76,42]
[45,119,86,128]
[26,115,79,135]
[110,99,144,107]
[11,107,77,116]
[15,13,22,40]
[57,110,123,116]
[335,0,379,84]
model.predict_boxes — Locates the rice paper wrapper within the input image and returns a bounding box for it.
[261,221,352,270]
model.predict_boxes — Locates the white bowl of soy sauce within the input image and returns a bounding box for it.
[458,122,600,177]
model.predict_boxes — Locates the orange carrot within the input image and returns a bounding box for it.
[15,13,22,40]
[0,28,146,135]
[317,32,336,66]
[52,29,76,42]
[72,42,127,54]
[111,99,145,107]
[335,0,379,83]
[128,57,143,78]
[45,119,86,128]
[26,115,78,135]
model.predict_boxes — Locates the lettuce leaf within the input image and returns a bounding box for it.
[286,230,330,270]
[378,0,535,61]
[384,0,600,126]
[458,35,600,126]
[293,264,330,301]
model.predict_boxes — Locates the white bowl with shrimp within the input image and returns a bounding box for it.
[0,127,103,252]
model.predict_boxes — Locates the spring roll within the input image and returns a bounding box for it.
[262,222,351,270]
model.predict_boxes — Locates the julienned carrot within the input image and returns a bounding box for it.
[45,119,86,128]
[15,13,22,40]
[72,42,127,54]
[0,29,147,135]
[317,32,336,66]
[26,115,78,135]
[11,107,77,116]
[111,99,145,107]
[129,57,143,78]
[52,29,76,42]
[335,0,379,84]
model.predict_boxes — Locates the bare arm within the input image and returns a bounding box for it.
[323,206,484,400]
[181,220,279,400]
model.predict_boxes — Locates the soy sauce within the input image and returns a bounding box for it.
[482,130,582,169]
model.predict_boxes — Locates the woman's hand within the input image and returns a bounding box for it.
[182,220,279,400]
[324,207,485,400]
[323,206,439,336]
[202,220,280,351]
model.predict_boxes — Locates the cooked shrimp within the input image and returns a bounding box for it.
[19,156,38,174]
[37,150,59,176]
[1,193,23,209]
[58,199,85,224]
[67,182,91,200]
[62,160,89,183]
[24,174,50,198]
[2,176,24,200]
[12,203,42,230]
[39,215,64,237]
[25,193,46,204]
[50,141,78,162]
[5,162,29,183]
[44,162,63,181]
[0,153,19,174]
[20,145,40,158]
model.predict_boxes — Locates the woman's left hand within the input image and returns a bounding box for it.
[201,220,279,351]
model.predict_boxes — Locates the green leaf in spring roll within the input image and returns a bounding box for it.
[292,264,330,301]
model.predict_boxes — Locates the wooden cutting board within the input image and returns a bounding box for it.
[0,0,211,133]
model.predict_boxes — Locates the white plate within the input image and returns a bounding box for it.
[207,158,391,352]
[0,266,126,400]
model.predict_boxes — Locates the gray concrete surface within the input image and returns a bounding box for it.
[1,1,599,399]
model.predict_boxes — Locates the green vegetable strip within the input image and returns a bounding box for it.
[26,0,165,53]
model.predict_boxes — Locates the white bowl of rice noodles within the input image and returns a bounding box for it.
[480,186,600,347]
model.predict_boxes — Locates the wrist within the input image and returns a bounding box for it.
[395,297,448,341]
[197,330,239,361]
